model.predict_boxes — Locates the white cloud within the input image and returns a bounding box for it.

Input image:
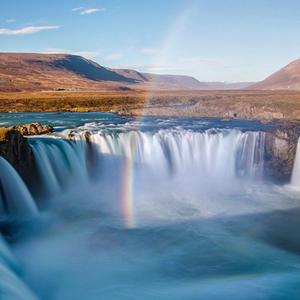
[6,19,16,23]
[0,25,60,36]
[103,52,123,61]
[141,48,159,55]
[72,7,83,12]
[43,48,102,59]
[80,8,105,15]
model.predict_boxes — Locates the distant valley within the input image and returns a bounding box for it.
[0,53,254,92]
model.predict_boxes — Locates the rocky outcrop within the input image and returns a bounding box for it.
[0,129,35,185]
[0,123,53,188]
[264,123,300,182]
[10,123,53,136]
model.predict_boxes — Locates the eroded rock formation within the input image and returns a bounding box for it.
[10,123,53,136]
[0,123,53,188]
[264,123,300,182]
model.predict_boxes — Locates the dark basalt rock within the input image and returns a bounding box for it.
[264,123,300,183]
[0,123,53,191]
[0,129,36,187]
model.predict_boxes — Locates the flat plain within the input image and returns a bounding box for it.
[1,90,300,121]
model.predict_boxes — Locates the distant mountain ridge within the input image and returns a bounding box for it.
[251,58,300,90]
[0,52,253,92]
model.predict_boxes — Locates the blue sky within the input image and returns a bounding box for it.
[1,0,300,82]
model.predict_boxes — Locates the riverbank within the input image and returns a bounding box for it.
[1,90,300,121]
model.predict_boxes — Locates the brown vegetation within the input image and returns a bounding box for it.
[1,90,300,121]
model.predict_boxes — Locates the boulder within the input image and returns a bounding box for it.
[11,123,53,136]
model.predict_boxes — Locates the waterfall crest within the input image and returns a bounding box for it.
[30,129,266,199]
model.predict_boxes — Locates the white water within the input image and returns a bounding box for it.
[31,139,87,197]
[0,157,38,219]
[32,129,266,196]
[291,138,300,187]
[27,129,279,228]
[87,129,265,180]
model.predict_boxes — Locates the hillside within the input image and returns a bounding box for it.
[0,53,138,92]
[0,52,251,92]
[251,59,300,90]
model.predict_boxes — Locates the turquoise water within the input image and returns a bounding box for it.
[0,112,275,131]
[0,113,300,300]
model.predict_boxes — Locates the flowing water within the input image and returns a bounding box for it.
[0,157,38,220]
[1,113,300,299]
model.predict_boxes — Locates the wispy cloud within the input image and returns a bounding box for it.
[43,48,102,59]
[0,25,60,36]
[6,19,16,23]
[80,8,105,15]
[72,7,106,15]
[71,7,83,12]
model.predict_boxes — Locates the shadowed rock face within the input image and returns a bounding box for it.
[264,124,300,182]
[0,129,35,186]
[0,123,53,189]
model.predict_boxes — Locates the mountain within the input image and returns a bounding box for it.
[204,82,254,90]
[0,53,137,92]
[0,52,252,92]
[251,59,300,90]
[112,69,210,89]
[142,73,210,89]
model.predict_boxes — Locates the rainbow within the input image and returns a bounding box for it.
[120,2,195,228]
[121,155,135,228]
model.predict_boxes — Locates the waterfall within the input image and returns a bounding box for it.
[29,129,266,200]
[236,131,265,179]
[291,138,300,186]
[76,129,266,180]
[0,157,39,299]
[30,138,88,197]
[0,157,38,220]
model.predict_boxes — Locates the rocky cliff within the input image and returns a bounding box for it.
[264,124,300,182]
[0,123,53,188]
